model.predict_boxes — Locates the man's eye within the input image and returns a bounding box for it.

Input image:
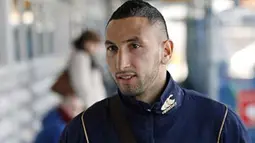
[107,46,117,51]
[131,44,140,49]
[106,46,118,57]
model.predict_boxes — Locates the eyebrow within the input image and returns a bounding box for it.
[105,40,114,45]
[105,36,140,45]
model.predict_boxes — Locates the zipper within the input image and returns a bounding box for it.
[151,113,155,143]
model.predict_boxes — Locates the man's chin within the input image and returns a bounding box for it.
[119,88,141,97]
[119,90,134,96]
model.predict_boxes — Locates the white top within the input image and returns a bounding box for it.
[68,49,106,108]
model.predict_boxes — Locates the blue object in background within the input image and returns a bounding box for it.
[34,108,66,143]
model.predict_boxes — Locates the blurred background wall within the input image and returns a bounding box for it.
[0,0,255,142]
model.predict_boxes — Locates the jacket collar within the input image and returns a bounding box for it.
[118,71,184,115]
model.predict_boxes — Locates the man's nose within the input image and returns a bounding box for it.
[116,50,131,71]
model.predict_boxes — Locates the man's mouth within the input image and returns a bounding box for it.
[115,72,136,82]
[118,75,134,80]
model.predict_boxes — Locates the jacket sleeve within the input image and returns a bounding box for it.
[220,108,252,143]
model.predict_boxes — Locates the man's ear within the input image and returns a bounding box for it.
[161,40,173,65]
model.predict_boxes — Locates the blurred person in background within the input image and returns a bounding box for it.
[34,69,85,143]
[69,30,107,107]
[34,30,106,143]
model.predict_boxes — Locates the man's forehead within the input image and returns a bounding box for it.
[106,17,155,41]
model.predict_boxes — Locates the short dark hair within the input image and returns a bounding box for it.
[72,30,101,51]
[107,0,169,39]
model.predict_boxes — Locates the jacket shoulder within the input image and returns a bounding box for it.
[59,96,114,143]
[67,96,113,130]
[183,89,227,122]
[184,89,226,110]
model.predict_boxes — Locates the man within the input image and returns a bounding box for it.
[60,1,251,143]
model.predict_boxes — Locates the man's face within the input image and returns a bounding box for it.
[105,17,168,96]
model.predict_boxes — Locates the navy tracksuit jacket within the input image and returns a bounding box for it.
[60,72,251,143]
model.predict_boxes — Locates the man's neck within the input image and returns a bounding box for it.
[136,72,167,104]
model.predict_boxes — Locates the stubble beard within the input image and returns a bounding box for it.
[117,58,160,97]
